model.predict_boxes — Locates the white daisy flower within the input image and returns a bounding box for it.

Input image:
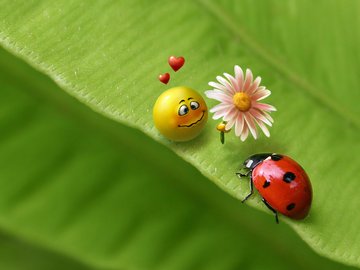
[205,65,276,141]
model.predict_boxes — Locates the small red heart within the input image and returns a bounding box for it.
[158,73,170,84]
[168,56,185,72]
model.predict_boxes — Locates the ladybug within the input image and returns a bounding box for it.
[237,153,312,223]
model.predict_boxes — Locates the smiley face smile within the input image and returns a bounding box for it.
[178,111,206,128]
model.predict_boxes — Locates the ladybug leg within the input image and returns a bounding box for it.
[261,198,279,224]
[236,169,253,203]
[241,177,253,203]
[235,169,250,178]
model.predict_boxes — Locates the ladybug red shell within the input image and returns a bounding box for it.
[237,153,312,223]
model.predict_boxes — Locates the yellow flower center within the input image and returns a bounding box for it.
[233,92,251,112]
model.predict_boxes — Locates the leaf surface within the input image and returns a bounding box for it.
[0,0,359,267]
[2,47,355,270]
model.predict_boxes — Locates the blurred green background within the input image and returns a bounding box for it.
[0,0,359,269]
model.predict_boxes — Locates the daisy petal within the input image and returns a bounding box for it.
[209,103,233,113]
[213,110,226,120]
[234,65,244,90]
[205,90,233,103]
[252,89,271,101]
[253,103,277,112]
[248,76,262,94]
[212,103,235,119]
[244,114,258,139]
[240,125,249,141]
[223,73,239,93]
[254,86,266,92]
[254,117,270,137]
[234,113,245,136]
[216,76,235,94]
[243,69,253,92]
[224,109,239,130]
[260,110,274,123]
[208,81,228,92]
[223,107,237,121]
[250,109,272,126]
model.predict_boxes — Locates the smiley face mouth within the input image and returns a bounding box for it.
[178,111,206,128]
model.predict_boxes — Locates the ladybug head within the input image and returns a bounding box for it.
[243,153,272,170]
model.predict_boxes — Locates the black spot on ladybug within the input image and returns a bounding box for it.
[283,172,296,183]
[286,203,296,211]
[263,180,271,188]
[271,154,283,161]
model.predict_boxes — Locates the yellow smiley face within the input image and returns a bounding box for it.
[153,86,208,142]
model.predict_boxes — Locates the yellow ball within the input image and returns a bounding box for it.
[153,86,208,142]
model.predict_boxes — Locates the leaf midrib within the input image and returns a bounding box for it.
[197,0,360,129]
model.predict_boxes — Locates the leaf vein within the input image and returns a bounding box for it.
[197,0,359,129]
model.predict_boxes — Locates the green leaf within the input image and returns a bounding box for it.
[1,47,355,270]
[0,43,354,270]
[0,0,359,268]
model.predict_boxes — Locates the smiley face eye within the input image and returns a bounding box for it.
[178,105,189,116]
[190,101,200,110]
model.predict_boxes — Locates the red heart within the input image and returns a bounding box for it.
[168,56,185,72]
[158,72,170,84]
